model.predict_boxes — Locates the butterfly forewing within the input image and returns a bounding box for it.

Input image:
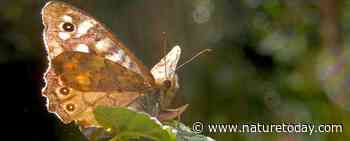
[42,1,154,86]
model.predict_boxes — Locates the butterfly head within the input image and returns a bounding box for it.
[151,45,181,92]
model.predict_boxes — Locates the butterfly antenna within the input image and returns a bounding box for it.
[176,48,212,71]
[161,32,168,79]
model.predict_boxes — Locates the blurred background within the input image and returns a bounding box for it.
[3,0,348,140]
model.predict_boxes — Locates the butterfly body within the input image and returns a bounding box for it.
[41,1,185,127]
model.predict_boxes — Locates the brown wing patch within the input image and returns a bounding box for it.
[52,52,152,92]
[43,67,142,126]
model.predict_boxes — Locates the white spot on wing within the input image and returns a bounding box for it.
[74,44,90,53]
[49,43,63,59]
[104,49,141,73]
[95,38,113,52]
[62,15,72,22]
[105,52,123,63]
[58,32,71,40]
[122,56,131,68]
[76,20,96,37]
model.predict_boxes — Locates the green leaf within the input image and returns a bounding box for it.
[93,106,176,141]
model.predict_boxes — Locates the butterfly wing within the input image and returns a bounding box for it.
[43,67,142,126]
[151,45,181,89]
[41,1,154,87]
[41,1,155,126]
[51,52,152,92]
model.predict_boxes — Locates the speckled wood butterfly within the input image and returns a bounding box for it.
[41,1,186,127]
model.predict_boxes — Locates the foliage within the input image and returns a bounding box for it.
[94,106,176,141]
[93,106,215,141]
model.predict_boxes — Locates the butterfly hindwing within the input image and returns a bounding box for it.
[43,68,141,126]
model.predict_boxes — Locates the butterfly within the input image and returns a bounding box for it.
[41,1,186,127]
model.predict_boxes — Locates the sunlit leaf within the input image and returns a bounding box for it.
[94,106,176,141]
